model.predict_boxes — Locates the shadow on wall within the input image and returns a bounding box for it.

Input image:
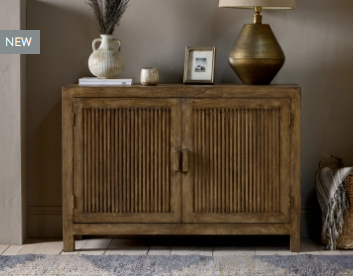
[302,190,322,242]
[27,1,95,213]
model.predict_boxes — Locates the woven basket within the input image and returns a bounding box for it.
[319,155,353,249]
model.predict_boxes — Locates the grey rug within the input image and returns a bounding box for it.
[1,254,353,275]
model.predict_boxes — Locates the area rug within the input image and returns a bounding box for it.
[1,254,353,275]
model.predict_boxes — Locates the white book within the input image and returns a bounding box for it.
[80,82,133,86]
[79,77,135,85]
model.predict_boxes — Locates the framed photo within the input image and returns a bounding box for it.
[183,47,216,84]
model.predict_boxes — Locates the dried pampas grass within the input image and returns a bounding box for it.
[86,0,130,34]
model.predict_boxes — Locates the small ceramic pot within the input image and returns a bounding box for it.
[140,67,159,86]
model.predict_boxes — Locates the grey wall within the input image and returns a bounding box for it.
[26,0,353,238]
[0,0,27,244]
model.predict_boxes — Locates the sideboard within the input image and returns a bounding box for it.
[62,84,301,252]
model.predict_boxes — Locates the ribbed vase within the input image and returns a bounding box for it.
[88,34,125,79]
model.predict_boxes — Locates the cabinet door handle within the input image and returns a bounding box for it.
[171,149,181,172]
[182,149,189,172]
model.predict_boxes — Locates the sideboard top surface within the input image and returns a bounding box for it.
[62,84,301,99]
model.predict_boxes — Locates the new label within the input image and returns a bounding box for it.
[0,30,40,54]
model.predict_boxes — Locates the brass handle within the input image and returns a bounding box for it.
[182,149,189,172]
[171,149,181,172]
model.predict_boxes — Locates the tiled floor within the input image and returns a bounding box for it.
[1,237,352,256]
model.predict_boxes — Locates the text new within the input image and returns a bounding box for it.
[5,37,33,47]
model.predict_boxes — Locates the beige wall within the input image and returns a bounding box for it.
[27,0,353,238]
[0,0,26,244]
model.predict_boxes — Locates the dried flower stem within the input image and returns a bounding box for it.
[86,0,129,34]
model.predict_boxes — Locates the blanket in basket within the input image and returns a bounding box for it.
[315,167,353,250]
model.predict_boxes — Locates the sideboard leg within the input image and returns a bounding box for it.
[290,233,301,252]
[63,233,75,252]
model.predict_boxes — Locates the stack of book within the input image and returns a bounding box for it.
[79,77,135,86]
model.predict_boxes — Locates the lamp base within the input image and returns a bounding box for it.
[229,24,285,85]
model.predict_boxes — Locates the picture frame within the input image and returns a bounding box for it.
[183,47,216,84]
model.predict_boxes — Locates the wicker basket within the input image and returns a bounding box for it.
[319,155,353,249]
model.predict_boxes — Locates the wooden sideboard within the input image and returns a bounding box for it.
[62,84,301,252]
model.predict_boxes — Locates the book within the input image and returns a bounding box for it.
[79,77,135,85]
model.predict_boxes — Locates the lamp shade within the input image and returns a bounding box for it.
[219,0,295,9]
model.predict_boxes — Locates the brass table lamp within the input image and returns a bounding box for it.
[219,0,295,85]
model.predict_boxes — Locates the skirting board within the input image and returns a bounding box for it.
[28,207,321,239]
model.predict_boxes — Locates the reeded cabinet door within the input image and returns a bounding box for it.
[181,98,291,223]
[73,98,181,223]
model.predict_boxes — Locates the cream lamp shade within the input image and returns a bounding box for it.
[219,0,295,9]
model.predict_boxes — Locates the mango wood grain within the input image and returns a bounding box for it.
[73,98,182,223]
[72,223,290,235]
[62,84,301,252]
[181,98,291,224]
[62,88,75,252]
[289,89,301,252]
[64,84,300,100]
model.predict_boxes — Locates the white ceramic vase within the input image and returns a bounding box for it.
[88,34,125,79]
